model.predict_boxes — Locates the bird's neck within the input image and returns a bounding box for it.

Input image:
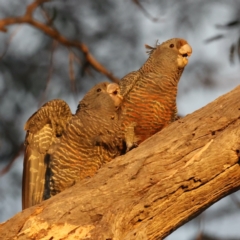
[75,105,118,118]
[139,57,183,86]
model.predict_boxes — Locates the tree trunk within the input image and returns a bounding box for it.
[1,86,240,240]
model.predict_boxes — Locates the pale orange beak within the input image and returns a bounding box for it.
[177,43,192,68]
[107,83,123,100]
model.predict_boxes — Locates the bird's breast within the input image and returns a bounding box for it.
[121,79,178,143]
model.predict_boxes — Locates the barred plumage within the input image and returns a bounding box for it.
[22,99,72,210]
[119,38,192,150]
[49,83,124,197]
[22,82,123,209]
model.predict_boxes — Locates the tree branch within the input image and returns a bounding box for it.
[0,0,119,83]
[1,86,240,239]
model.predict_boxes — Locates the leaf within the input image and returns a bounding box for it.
[215,20,240,29]
[204,34,225,43]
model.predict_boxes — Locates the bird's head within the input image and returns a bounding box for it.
[145,38,192,69]
[77,82,123,112]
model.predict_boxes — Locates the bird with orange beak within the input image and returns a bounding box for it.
[119,38,192,150]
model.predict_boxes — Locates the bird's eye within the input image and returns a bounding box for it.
[97,88,101,92]
[170,44,174,48]
[112,90,118,95]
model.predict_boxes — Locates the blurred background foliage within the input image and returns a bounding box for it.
[0,0,239,239]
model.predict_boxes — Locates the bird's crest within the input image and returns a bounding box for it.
[145,40,160,55]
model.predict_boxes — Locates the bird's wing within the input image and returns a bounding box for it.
[22,99,72,209]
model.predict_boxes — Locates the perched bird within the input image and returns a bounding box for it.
[22,82,123,209]
[119,38,192,150]
[48,83,125,198]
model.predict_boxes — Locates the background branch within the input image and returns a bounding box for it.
[0,0,119,83]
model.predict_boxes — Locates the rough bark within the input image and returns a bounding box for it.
[1,86,240,240]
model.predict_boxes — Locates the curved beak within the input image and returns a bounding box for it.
[179,43,192,58]
[177,43,192,68]
[107,83,123,99]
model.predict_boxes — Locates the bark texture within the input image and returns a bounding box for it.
[1,86,240,240]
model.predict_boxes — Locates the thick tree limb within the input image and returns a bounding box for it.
[1,86,240,239]
[0,0,119,83]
